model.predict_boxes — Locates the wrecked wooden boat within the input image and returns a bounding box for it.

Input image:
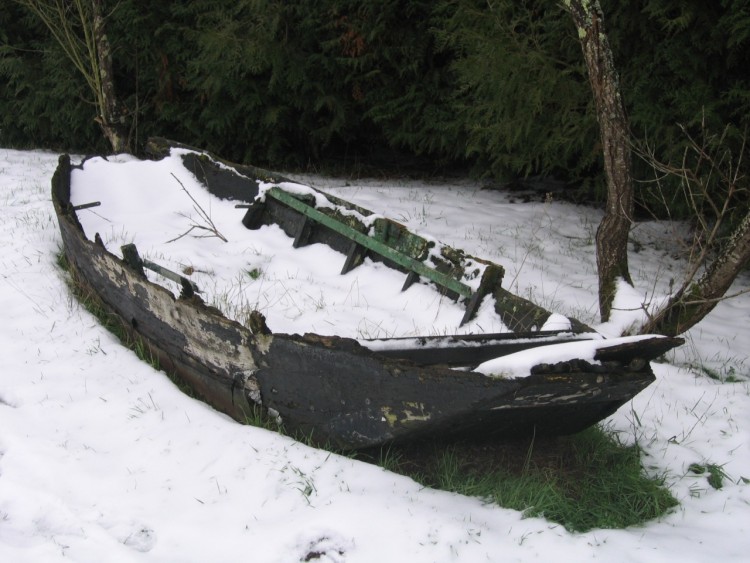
[51,139,683,450]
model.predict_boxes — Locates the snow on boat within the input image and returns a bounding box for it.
[50,139,682,449]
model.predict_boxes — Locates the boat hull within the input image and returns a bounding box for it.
[52,152,676,450]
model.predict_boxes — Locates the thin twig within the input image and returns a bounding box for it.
[167,173,228,243]
[680,287,750,307]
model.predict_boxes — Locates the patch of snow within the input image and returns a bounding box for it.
[475,335,659,378]
[1,147,748,562]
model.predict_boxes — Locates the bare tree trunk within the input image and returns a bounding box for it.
[90,0,128,152]
[642,207,750,336]
[565,0,634,321]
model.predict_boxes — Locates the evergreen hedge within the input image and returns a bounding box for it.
[1,0,748,215]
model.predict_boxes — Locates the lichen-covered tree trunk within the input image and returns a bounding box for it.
[641,210,750,336]
[565,0,634,321]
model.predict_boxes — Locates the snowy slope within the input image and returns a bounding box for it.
[1,148,748,562]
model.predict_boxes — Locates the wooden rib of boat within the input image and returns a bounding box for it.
[51,139,683,450]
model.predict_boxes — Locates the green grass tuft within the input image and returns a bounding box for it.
[689,462,729,490]
[692,362,744,383]
[366,427,678,533]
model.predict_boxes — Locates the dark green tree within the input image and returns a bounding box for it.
[434,0,597,181]
[604,0,750,221]
[0,0,104,150]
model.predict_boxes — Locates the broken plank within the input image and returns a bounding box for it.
[401,271,420,292]
[121,243,200,294]
[461,264,504,325]
[293,216,315,248]
[341,241,368,275]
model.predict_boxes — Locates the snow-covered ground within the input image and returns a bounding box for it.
[1,147,748,562]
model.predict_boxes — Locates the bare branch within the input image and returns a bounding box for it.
[16,0,129,151]
[636,121,749,335]
[167,174,228,244]
[680,287,750,307]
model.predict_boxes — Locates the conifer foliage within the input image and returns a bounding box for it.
[1,0,748,205]
[435,0,598,181]
[1,1,104,150]
[2,0,749,335]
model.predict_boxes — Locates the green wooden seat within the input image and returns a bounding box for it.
[243,186,504,325]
